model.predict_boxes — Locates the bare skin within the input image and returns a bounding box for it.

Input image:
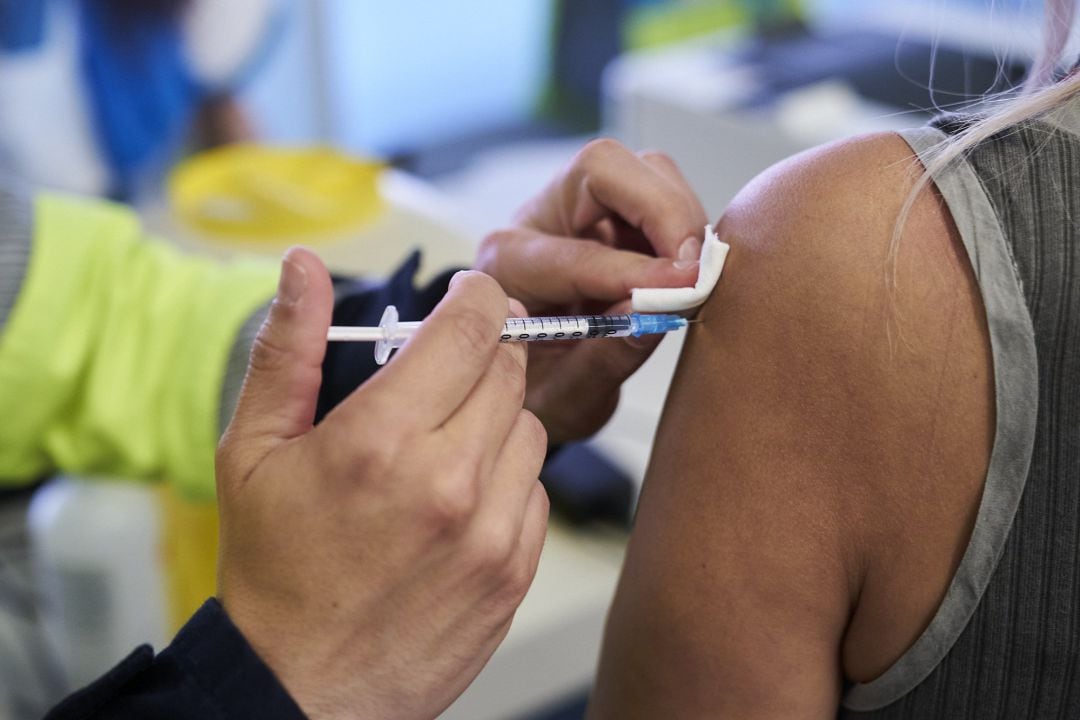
[216,252,549,720]
[192,95,257,149]
[588,132,994,718]
[477,139,708,445]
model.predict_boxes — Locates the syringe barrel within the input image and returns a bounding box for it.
[500,315,633,342]
[497,314,685,342]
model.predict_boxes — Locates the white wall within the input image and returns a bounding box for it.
[808,0,1066,62]
[241,0,326,143]
[243,0,557,154]
[318,0,555,155]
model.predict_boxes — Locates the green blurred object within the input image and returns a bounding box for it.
[0,194,277,501]
[626,0,746,49]
[742,0,805,30]
[625,0,805,50]
[537,0,806,131]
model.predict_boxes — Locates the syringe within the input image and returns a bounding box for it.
[328,306,688,365]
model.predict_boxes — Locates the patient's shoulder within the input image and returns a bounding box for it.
[718,131,942,302]
[589,131,995,718]
[710,130,983,396]
[705,129,995,677]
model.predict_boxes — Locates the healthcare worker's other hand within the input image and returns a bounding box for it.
[476,139,708,445]
[215,249,549,720]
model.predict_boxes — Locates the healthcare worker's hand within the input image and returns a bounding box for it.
[215,248,549,720]
[475,139,708,444]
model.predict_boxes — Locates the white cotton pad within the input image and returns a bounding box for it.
[631,225,730,313]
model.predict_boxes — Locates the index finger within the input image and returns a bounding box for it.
[335,271,510,431]
[519,139,708,258]
[478,228,696,308]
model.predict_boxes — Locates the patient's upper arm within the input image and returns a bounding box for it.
[588,133,993,719]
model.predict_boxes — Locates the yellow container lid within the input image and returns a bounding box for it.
[169,145,385,242]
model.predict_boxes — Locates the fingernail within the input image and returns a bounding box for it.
[673,236,701,270]
[449,270,470,288]
[277,255,307,307]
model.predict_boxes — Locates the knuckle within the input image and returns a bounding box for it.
[334,407,406,475]
[475,231,516,278]
[245,325,291,376]
[638,148,676,169]
[449,305,500,357]
[517,410,549,459]
[652,188,686,216]
[475,240,496,273]
[354,434,399,476]
[506,556,536,600]
[425,470,480,529]
[492,553,535,607]
[493,348,527,400]
[575,237,609,264]
[534,482,552,518]
[479,228,516,256]
[467,522,516,573]
[578,137,625,168]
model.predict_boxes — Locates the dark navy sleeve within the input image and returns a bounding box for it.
[44,598,307,720]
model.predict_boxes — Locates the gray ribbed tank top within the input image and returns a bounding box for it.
[840,100,1080,717]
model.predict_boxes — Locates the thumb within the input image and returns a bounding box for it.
[224,247,334,450]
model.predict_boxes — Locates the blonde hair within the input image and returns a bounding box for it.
[892,0,1080,262]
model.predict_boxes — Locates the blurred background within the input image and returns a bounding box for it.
[0,0,1071,718]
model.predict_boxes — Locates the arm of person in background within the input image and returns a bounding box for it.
[46,252,549,720]
[192,94,257,148]
[586,133,993,718]
[183,0,284,149]
[0,177,276,500]
[0,177,447,499]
